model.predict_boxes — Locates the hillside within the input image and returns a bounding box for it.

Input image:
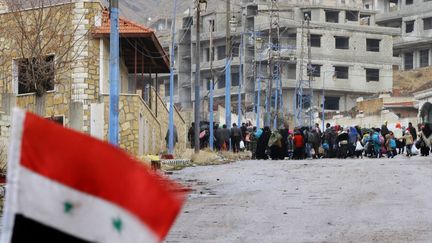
[119,0,224,25]
[119,0,193,25]
[393,67,432,96]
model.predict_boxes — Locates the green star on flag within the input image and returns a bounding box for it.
[63,201,74,214]
[112,217,123,233]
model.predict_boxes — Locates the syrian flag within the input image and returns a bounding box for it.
[1,109,186,243]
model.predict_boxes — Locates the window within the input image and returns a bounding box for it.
[47,116,64,126]
[310,34,321,47]
[389,0,399,11]
[209,19,215,32]
[17,55,55,95]
[406,0,413,4]
[405,20,414,33]
[404,52,414,70]
[346,11,359,22]
[423,17,432,30]
[420,49,429,67]
[365,68,380,82]
[325,10,339,23]
[205,48,210,62]
[334,66,349,79]
[231,74,239,86]
[232,43,240,57]
[287,64,297,79]
[366,39,381,52]
[296,94,311,109]
[308,64,321,77]
[303,11,311,20]
[218,75,226,89]
[364,4,370,9]
[335,36,349,49]
[217,46,226,60]
[324,96,340,110]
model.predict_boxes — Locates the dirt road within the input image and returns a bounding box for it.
[166,157,432,243]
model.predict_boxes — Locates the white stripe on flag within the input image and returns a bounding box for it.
[1,109,25,243]
[14,167,159,243]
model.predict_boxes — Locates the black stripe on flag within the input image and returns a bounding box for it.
[11,214,92,243]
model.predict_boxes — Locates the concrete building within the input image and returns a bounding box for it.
[368,0,432,70]
[156,0,399,126]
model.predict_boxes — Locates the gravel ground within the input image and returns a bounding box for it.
[166,156,432,243]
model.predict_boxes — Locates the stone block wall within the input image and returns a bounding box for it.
[151,88,187,155]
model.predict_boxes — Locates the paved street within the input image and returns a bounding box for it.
[166,156,432,243]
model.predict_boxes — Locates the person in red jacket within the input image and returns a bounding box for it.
[293,129,305,160]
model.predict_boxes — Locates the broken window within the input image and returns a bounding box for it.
[346,11,359,22]
[310,34,322,47]
[404,52,414,70]
[405,20,414,33]
[335,36,349,49]
[325,10,339,23]
[365,68,380,82]
[420,49,429,67]
[308,64,321,77]
[324,96,340,110]
[17,55,55,95]
[423,17,432,30]
[334,66,349,79]
[366,39,381,52]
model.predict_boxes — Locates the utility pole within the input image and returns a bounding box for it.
[225,0,232,149]
[194,0,205,153]
[108,0,120,145]
[306,15,313,128]
[269,0,280,130]
[237,33,243,126]
[209,19,215,151]
[168,0,178,154]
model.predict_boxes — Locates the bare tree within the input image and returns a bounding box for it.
[1,0,92,108]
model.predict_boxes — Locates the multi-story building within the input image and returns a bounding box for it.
[157,0,399,126]
[368,0,432,70]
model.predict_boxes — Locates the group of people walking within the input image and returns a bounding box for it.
[188,121,432,160]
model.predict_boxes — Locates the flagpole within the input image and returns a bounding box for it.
[108,0,120,145]
[168,0,177,154]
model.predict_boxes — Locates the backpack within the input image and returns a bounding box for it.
[389,138,396,149]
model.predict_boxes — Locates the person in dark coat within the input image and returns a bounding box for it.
[231,123,242,153]
[279,123,290,159]
[188,122,195,148]
[256,126,271,160]
[220,125,230,151]
[407,122,417,141]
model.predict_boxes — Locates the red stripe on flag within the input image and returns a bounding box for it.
[19,112,185,240]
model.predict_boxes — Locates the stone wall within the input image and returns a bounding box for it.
[0,113,10,169]
[151,88,187,155]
